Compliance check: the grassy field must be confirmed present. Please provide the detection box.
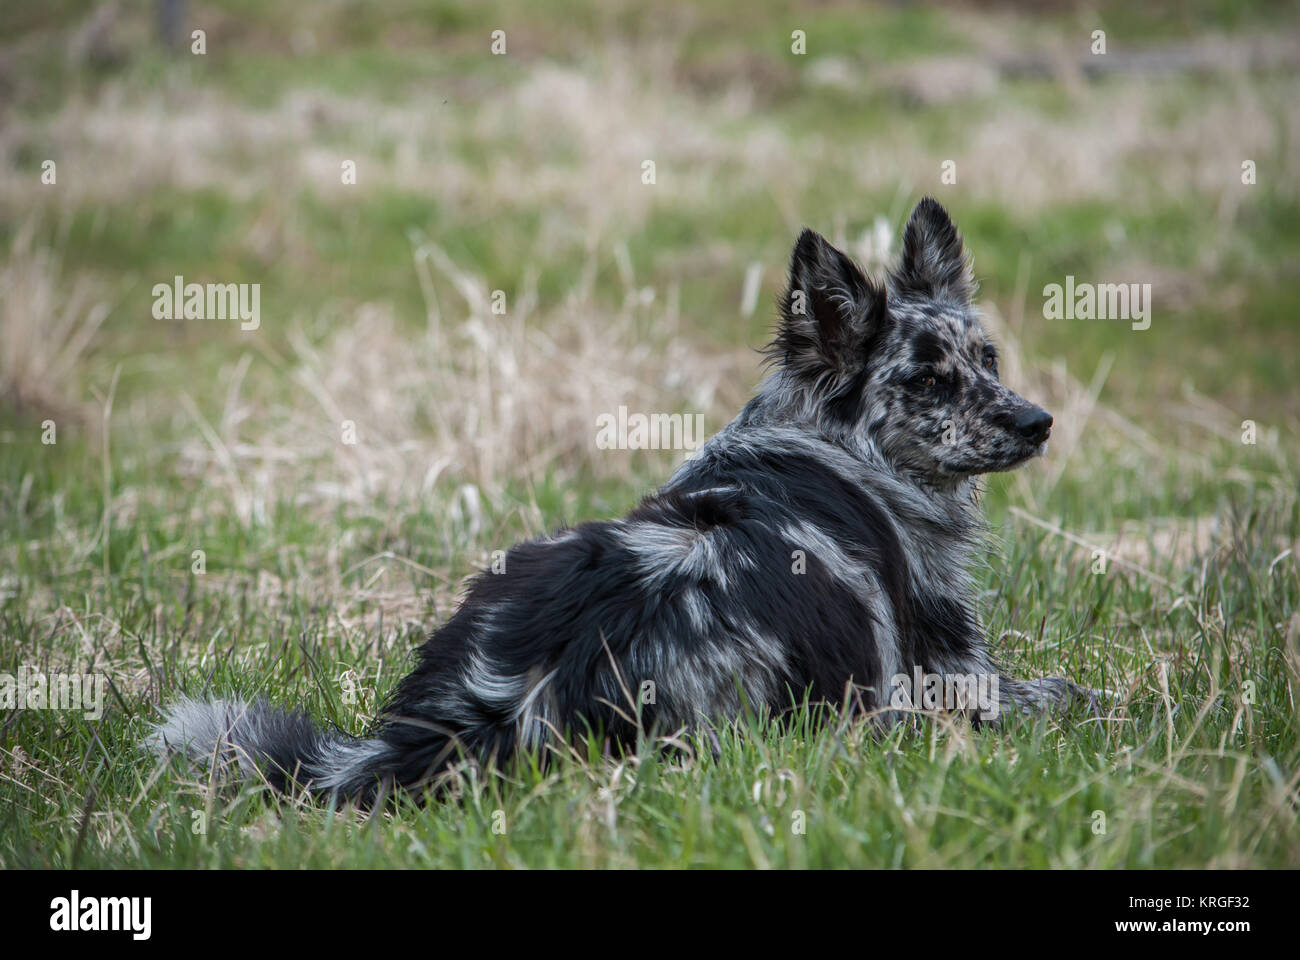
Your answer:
[1,0,1298,868]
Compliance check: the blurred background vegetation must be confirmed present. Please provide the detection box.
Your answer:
[1,1,1295,517]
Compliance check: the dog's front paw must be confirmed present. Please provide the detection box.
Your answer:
[1066,681,1122,717]
[1066,681,1102,717]
[998,676,1109,717]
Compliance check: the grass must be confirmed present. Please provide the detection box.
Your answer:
[1,0,1298,868]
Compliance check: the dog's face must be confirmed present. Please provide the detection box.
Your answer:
[768,198,1052,482]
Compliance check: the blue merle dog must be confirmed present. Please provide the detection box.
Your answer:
[149,198,1094,804]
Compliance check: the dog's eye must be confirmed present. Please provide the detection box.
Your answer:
[921,375,937,388]
[982,356,995,370]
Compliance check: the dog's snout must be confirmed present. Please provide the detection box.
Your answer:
[1013,407,1053,444]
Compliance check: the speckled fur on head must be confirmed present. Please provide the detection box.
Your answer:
[760,196,1055,490]
[146,198,1093,807]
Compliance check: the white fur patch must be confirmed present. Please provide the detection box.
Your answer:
[144,696,252,760]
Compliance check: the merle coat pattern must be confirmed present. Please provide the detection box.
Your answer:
[149,198,1093,804]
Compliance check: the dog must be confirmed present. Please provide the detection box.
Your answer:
[148,198,1094,804]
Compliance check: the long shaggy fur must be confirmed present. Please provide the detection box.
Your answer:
[148,198,1093,805]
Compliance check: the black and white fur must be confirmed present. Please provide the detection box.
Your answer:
[148,198,1093,805]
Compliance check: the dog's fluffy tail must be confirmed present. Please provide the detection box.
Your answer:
[145,696,391,802]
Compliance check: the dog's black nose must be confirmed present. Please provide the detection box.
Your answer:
[1014,407,1053,444]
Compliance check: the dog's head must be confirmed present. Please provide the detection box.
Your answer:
[766,197,1052,482]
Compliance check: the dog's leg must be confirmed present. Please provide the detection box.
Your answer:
[995,676,1104,719]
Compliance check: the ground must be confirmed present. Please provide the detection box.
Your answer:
[0,0,1297,868]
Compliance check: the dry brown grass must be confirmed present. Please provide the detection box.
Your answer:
[0,224,108,429]
[170,236,750,524]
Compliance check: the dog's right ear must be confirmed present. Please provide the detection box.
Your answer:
[768,229,886,380]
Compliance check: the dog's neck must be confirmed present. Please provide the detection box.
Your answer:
[698,382,984,597]
[736,373,983,514]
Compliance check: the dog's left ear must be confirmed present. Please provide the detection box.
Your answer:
[893,197,974,302]
[770,229,886,379]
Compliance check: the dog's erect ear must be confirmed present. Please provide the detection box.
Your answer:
[770,228,886,379]
[893,197,974,302]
